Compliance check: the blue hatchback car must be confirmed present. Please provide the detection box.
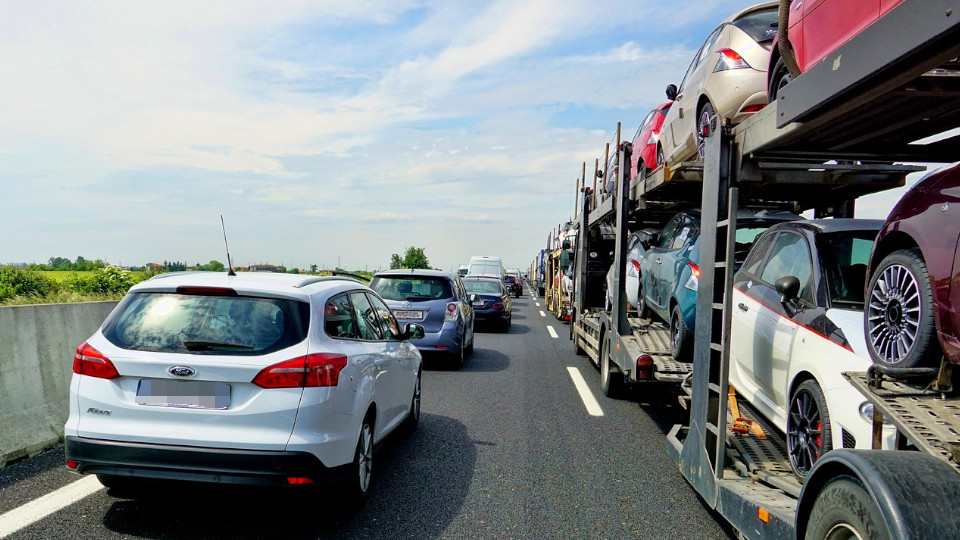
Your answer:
[369,269,475,368]
[639,208,799,360]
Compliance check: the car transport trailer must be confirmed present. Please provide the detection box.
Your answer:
[583,0,960,537]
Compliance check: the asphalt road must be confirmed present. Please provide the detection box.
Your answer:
[0,287,735,540]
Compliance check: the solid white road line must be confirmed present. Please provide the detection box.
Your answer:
[539,310,546,318]
[567,367,604,417]
[0,475,103,538]
[546,326,558,338]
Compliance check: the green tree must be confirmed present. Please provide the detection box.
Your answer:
[310,264,318,274]
[389,254,403,270]
[402,247,430,269]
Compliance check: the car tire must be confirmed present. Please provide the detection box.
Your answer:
[402,370,421,432]
[451,340,465,370]
[465,327,474,354]
[656,144,665,168]
[345,416,374,505]
[864,248,940,369]
[696,101,718,161]
[600,333,624,399]
[806,476,891,540]
[636,278,649,319]
[669,304,692,361]
[501,315,511,333]
[768,55,792,104]
[787,379,832,480]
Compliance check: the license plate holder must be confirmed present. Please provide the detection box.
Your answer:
[136,380,231,409]
[394,310,423,320]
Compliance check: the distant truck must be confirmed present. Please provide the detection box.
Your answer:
[467,256,504,279]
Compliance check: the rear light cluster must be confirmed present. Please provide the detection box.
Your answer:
[445,302,459,322]
[252,353,348,388]
[492,297,506,310]
[714,48,751,72]
[684,263,701,291]
[646,130,660,146]
[636,354,654,380]
[73,343,120,379]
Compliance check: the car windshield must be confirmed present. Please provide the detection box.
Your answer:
[731,7,778,43]
[370,275,453,301]
[818,231,878,307]
[733,225,774,266]
[464,280,502,294]
[102,292,310,355]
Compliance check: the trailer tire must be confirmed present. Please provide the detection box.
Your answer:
[805,475,891,540]
[600,334,624,399]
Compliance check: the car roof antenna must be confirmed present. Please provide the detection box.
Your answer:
[220,215,236,276]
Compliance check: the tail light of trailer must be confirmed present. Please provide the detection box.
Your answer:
[636,354,654,380]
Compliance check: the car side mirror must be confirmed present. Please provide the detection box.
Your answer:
[404,323,425,340]
[469,294,478,303]
[665,83,678,101]
[775,276,801,317]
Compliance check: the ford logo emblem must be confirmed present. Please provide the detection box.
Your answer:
[168,366,196,377]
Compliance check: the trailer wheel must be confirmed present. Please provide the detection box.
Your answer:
[864,248,939,369]
[600,334,624,399]
[805,475,891,540]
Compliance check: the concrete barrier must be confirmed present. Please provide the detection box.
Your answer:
[0,301,117,467]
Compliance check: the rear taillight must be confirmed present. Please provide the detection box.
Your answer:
[73,342,120,379]
[684,263,701,291]
[445,302,459,322]
[66,460,79,470]
[740,104,765,114]
[492,297,505,310]
[646,130,660,146]
[252,353,348,388]
[714,48,750,72]
[636,355,654,380]
[631,259,641,272]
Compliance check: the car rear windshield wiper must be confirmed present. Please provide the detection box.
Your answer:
[182,339,255,351]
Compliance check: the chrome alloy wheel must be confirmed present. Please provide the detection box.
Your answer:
[866,263,922,365]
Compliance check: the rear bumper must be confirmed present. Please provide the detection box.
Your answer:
[65,436,350,487]
[396,321,462,352]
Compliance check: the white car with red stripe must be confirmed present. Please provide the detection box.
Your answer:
[728,219,895,479]
[64,272,423,503]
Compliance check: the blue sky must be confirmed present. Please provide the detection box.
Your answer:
[0,1,938,272]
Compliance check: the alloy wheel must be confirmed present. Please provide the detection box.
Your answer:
[788,389,823,476]
[866,263,922,365]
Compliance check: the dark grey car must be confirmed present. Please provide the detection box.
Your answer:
[369,269,475,368]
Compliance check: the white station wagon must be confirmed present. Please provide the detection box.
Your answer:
[64,271,423,503]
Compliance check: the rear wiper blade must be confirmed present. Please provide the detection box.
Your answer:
[182,339,254,351]
[404,295,432,301]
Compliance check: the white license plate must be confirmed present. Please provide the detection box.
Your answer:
[136,380,230,409]
[394,310,423,320]
[472,300,485,306]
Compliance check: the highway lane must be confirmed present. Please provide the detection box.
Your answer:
[0,287,734,539]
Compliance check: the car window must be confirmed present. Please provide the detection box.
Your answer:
[658,216,682,249]
[741,232,776,276]
[368,294,403,341]
[678,46,702,92]
[349,292,383,341]
[759,232,814,302]
[370,275,453,301]
[324,294,357,339]
[464,279,503,294]
[102,292,309,355]
[636,110,657,137]
[817,232,878,306]
[659,104,672,116]
[698,26,724,66]
[733,225,774,267]
[731,6,779,43]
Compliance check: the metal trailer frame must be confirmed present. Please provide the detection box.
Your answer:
[659,1,960,538]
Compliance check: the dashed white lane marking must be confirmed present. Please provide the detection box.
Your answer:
[539,310,546,318]
[0,475,103,538]
[566,367,604,417]
[546,326,558,338]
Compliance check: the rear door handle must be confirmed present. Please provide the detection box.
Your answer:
[738,303,748,312]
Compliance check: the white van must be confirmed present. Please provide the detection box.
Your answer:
[467,256,504,279]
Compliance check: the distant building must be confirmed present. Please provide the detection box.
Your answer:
[249,264,281,273]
